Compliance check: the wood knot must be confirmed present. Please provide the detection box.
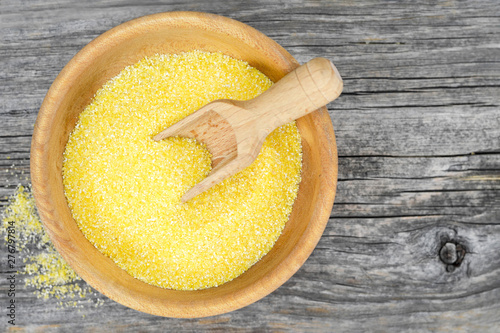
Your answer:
[439,242,466,272]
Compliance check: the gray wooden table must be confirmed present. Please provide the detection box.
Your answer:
[1,0,499,331]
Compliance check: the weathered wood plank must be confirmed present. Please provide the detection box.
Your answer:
[1,0,499,331]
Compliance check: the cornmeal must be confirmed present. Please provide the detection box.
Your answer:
[62,51,302,290]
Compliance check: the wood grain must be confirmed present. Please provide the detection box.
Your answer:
[1,0,499,331]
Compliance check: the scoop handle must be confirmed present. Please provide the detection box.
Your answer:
[242,57,343,133]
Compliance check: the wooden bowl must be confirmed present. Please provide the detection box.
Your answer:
[30,11,338,318]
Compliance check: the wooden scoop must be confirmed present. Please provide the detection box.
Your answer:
[153,57,343,202]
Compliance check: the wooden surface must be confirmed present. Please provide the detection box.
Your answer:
[1,0,499,331]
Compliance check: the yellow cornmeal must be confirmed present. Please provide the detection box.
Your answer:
[62,51,302,290]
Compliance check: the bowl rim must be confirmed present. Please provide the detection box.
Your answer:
[30,11,338,317]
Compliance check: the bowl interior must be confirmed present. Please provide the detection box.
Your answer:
[31,12,337,318]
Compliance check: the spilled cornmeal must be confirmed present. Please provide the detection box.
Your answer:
[1,185,104,309]
[62,51,302,290]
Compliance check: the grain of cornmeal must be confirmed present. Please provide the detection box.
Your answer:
[62,51,302,290]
